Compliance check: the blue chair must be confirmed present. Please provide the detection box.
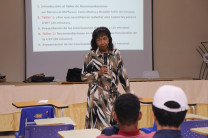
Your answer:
[140,121,157,134]
[15,106,54,138]
[25,124,74,138]
[181,120,208,138]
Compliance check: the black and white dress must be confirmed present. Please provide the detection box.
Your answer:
[81,48,130,130]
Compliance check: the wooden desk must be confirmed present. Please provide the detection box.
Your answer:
[1,80,208,132]
[139,98,196,106]
[35,117,76,126]
[129,77,193,82]
[139,98,153,104]
[190,127,208,135]
[58,129,101,138]
[185,113,208,120]
[12,99,68,108]
[139,98,196,113]
[12,99,68,117]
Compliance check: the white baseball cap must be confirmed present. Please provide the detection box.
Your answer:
[153,85,189,112]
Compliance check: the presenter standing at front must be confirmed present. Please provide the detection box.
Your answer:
[81,27,131,130]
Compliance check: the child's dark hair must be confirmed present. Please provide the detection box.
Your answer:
[152,101,187,128]
[114,93,140,126]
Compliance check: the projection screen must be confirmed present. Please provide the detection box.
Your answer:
[25,0,153,81]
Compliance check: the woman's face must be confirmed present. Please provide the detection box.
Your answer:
[96,34,109,53]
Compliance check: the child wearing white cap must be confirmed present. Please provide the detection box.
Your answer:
[152,85,189,138]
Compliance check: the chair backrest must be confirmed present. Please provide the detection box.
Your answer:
[101,124,119,136]
[140,121,157,134]
[25,124,74,138]
[18,106,54,137]
[181,120,208,138]
[142,70,160,79]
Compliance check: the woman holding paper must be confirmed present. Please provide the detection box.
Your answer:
[81,27,131,130]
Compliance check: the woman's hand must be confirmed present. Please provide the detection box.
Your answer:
[98,65,109,76]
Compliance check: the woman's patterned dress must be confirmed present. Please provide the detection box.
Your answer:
[81,48,130,130]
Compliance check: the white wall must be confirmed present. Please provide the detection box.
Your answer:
[154,0,208,78]
[0,0,25,81]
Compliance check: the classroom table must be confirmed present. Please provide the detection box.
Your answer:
[12,99,68,117]
[0,80,208,131]
[190,127,208,135]
[185,113,208,120]
[58,129,101,138]
[35,117,76,126]
[140,98,196,114]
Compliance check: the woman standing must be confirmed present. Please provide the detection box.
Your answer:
[81,27,131,130]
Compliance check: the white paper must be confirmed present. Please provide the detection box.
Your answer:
[38,100,48,103]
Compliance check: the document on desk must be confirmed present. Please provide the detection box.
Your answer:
[38,100,48,103]
[35,117,76,126]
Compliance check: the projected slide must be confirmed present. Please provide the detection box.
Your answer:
[32,0,143,52]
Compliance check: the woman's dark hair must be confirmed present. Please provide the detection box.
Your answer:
[91,27,114,51]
